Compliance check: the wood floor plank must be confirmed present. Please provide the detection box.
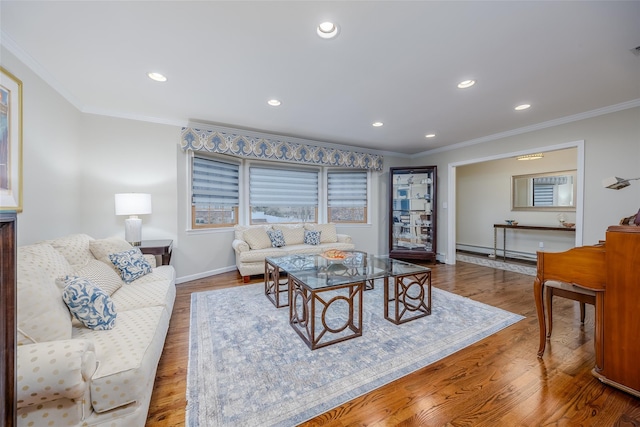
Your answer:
[146,262,640,426]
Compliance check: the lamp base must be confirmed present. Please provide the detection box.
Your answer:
[124,216,142,246]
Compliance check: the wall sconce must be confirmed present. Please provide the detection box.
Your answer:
[602,176,640,190]
[602,176,640,225]
[115,193,152,246]
[516,153,544,161]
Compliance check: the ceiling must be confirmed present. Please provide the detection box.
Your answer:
[1,1,639,155]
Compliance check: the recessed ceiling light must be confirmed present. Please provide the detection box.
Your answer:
[425,134,436,138]
[317,21,339,39]
[515,104,531,111]
[147,72,167,82]
[372,122,383,127]
[457,79,475,89]
[267,99,281,107]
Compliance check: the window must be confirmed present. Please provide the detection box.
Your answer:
[327,170,368,223]
[249,166,318,223]
[191,156,239,228]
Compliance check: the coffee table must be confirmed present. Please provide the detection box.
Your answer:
[265,252,432,350]
[264,254,318,307]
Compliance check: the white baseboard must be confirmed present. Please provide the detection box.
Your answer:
[176,265,238,285]
[456,243,536,262]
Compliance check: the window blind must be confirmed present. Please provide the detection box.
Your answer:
[192,157,239,208]
[250,167,318,207]
[328,170,367,207]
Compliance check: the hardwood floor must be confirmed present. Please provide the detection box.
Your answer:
[147,262,640,426]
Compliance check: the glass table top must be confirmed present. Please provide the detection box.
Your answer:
[266,251,431,290]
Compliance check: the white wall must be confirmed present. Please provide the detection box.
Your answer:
[1,47,82,244]
[457,148,578,257]
[76,114,179,243]
[411,107,640,263]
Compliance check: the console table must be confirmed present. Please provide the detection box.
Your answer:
[492,224,575,262]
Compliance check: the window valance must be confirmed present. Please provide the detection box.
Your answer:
[181,127,383,171]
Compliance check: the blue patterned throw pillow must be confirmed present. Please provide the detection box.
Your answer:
[109,248,153,283]
[266,229,286,248]
[62,276,117,330]
[304,230,321,245]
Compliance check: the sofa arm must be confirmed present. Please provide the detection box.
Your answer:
[337,234,352,244]
[232,239,250,253]
[17,339,97,409]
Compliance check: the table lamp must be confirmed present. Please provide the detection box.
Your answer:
[115,193,152,246]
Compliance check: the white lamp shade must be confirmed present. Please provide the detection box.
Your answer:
[115,193,152,215]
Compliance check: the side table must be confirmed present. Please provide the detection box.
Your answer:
[139,239,173,266]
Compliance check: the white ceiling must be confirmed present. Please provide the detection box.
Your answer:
[2,1,639,155]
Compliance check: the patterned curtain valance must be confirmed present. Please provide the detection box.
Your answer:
[180,127,383,171]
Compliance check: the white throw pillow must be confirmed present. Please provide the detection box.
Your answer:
[69,259,124,296]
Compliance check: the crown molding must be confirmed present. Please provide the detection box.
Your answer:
[1,30,85,111]
[416,98,640,157]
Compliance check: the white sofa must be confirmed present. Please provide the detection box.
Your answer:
[16,234,176,427]
[232,223,356,282]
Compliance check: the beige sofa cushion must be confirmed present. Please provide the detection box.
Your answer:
[17,244,73,345]
[273,224,305,245]
[243,226,273,249]
[73,306,170,413]
[304,223,338,243]
[110,268,176,312]
[89,238,133,271]
[46,233,95,269]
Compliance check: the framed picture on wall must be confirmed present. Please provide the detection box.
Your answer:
[0,67,23,212]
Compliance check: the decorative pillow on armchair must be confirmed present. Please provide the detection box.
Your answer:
[61,276,117,330]
[109,248,153,283]
[266,230,286,248]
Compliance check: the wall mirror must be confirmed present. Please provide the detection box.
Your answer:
[512,170,577,211]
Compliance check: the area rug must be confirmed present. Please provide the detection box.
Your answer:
[186,282,524,426]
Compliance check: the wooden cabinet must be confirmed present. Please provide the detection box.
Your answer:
[389,166,437,262]
[592,225,640,397]
[1,212,17,426]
